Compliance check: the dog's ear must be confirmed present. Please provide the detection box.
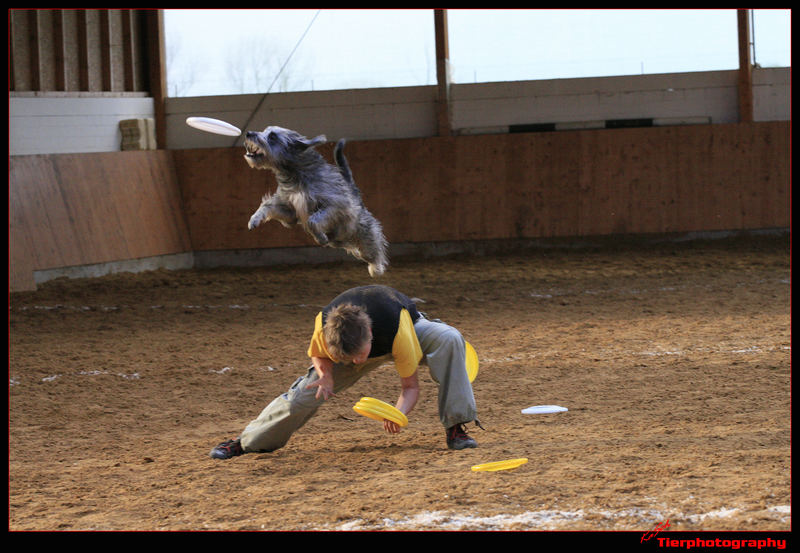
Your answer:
[294,134,327,151]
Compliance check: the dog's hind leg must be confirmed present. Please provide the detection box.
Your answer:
[364,247,389,277]
[305,208,339,245]
[356,213,389,277]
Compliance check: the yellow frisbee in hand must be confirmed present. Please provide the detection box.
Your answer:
[465,341,479,383]
[471,458,529,472]
[353,397,408,427]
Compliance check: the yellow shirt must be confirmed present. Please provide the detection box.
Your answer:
[307,307,423,378]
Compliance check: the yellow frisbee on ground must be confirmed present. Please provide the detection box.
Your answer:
[353,397,409,427]
[470,458,529,472]
[465,341,479,383]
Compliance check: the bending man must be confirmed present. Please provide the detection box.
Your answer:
[210,285,480,459]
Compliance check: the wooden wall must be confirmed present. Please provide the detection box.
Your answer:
[10,150,192,291]
[176,121,789,252]
[10,121,789,292]
[9,9,151,94]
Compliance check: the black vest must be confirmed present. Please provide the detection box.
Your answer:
[322,286,420,358]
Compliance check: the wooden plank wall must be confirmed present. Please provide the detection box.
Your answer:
[10,121,789,292]
[10,150,192,291]
[175,121,789,252]
[10,9,150,93]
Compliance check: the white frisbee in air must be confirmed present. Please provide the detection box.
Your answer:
[186,116,242,137]
[521,405,568,415]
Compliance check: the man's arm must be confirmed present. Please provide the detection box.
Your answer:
[384,371,420,434]
[307,355,335,400]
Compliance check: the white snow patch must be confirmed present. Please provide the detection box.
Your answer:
[209,366,233,374]
[686,507,739,523]
[319,504,791,531]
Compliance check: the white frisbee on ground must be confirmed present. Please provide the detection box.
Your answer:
[521,405,568,415]
[185,116,241,137]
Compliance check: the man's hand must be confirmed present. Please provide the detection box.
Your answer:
[308,356,335,400]
[383,419,402,434]
[307,372,334,400]
[384,372,420,434]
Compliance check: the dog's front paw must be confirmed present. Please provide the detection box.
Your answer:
[248,213,264,230]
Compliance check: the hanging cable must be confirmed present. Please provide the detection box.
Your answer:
[234,9,322,146]
[749,9,757,67]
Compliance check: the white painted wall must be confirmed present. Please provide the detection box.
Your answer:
[9,68,789,155]
[10,94,155,155]
[165,85,438,149]
[165,67,793,148]
[752,66,791,123]
[452,71,741,130]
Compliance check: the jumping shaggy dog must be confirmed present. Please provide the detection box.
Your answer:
[244,126,388,277]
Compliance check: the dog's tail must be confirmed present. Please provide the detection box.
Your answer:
[334,139,361,197]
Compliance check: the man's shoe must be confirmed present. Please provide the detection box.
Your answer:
[210,438,244,459]
[446,423,478,450]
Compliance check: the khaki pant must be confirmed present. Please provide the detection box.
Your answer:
[240,316,477,452]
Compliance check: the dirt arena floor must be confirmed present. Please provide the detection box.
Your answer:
[9,234,791,532]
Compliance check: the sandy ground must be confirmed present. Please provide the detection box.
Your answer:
[9,235,791,531]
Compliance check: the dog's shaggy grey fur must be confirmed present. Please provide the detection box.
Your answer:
[244,126,388,277]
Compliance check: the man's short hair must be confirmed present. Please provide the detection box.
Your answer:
[323,303,372,361]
